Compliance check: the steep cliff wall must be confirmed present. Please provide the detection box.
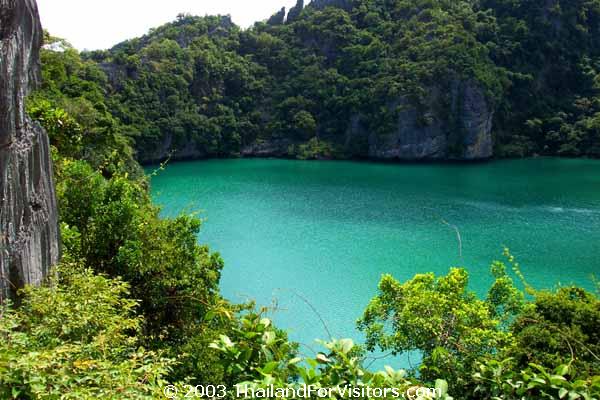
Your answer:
[159,79,494,162]
[353,80,493,160]
[0,0,60,301]
[239,80,493,161]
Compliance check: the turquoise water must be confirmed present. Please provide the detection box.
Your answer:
[148,158,600,367]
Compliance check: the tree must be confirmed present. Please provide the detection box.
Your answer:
[358,268,514,387]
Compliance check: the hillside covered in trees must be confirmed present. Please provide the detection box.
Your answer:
[2,0,600,398]
[42,0,600,162]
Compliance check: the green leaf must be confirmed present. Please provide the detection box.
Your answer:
[219,335,234,348]
[261,361,279,374]
[262,331,276,345]
[435,379,449,395]
[260,318,271,328]
[316,353,331,364]
[384,365,395,376]
[568,392,581,400]
[555,365,569,376]
[288,357,302,365]
[339,338,354,354]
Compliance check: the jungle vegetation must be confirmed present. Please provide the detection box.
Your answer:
[1,1,600,399]
[78,0,600,161]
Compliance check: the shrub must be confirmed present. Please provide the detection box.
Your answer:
[0,264,172,399]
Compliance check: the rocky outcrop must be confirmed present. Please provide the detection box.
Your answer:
[0,0,60,301]
[138,133,208,164]
[459,81,494,159]
[346,80,493,160]
[287,0,305,23]
[267,7,286,26]
[241,139,294,158]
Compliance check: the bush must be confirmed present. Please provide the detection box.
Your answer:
[509,287,600,377]
[358,268,513,387]
[0,264,172,399]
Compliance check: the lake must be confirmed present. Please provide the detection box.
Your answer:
[148,158,600,368]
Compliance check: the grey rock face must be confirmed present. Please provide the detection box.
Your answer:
[287,0,304,23]
[459,81,494,160]
[241,139,293,158]
[346,80,493,160]
[0,0,60,301]
[138,133,207,164]
[267,7,286,26]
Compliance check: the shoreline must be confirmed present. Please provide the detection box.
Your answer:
[140,153,597,168]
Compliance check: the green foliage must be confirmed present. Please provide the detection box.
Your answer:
[53,158,230,381]
[357,252,600,398]
[36,1,600,160]
[486,259,525,327]
[28,74,232,385]
[9,4,600,398]
[30,35,140,177]
[288,137,341,159]
[357,268,512,387]
[209,334,453,400]
[65,0,509,162]
[27,99,83,158]
[84,16,265,161]
[509,287,600,377]
[473,358,600,399]
[0,264,171,399]
[485,0,600,157]
[208,312,297,385]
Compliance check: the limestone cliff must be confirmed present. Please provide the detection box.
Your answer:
[267,7,286,26]
[166,78,494,162]
[287,0,304,23]
[239,80,494,161]
[348,80,494,160]
[0,0,60,301]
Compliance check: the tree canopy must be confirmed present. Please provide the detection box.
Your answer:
[40,0,597,161]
